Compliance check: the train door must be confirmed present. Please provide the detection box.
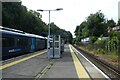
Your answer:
[30,38,35,52]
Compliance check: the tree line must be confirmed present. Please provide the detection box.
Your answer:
[74,10,120,43]
[74,10,120,56]
[2,2,73,44]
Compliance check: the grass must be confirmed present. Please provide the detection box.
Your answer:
[78,45,119,64]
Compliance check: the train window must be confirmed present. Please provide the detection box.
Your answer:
[28,39,32,46]
[2,37,15,47]
[36,39,41,47]
[17,37,29,47]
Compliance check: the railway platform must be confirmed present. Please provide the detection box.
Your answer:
[1,44,110,79]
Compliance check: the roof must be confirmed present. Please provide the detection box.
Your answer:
[1,26,46,39]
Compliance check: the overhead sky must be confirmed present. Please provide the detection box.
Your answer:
[21,0,120,37]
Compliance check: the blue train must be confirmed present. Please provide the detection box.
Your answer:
[0,26,47,60]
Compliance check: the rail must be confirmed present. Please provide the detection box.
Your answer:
[73,45,120,79]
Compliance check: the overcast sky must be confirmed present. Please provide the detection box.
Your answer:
[21,0,120,37]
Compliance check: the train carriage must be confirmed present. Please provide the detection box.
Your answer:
[0,26,47,60]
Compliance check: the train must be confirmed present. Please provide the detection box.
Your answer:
[0,26,47,60]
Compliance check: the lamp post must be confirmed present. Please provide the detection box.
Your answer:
[37,8,63,59]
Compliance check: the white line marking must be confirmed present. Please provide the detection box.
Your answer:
[71,45,110,79]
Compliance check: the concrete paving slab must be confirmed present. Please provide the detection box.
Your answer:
[71,46,108,78]
[2,51,50,78]
[1,44,109,79]
[42,45,78,78]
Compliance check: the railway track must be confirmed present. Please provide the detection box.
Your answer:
[73,45,120,79]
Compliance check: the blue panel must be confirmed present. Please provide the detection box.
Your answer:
[31,38,35,51]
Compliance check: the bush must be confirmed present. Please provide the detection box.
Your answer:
[96,49,105,54]
[89,36,98,44]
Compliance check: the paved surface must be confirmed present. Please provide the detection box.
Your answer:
[42,45,78,78]
[71,46,109,79]
[1,44,109,79]
[2,50,49,78]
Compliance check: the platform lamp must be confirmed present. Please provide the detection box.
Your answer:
[37,8,63,59]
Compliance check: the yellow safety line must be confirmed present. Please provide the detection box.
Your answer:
[69,45,90,78]
[0,50,47,70]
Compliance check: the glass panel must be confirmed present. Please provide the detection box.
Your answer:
[2,37,14,47]
[36,39,41,47]
[17,37,29,47]
[50,42,53,48]
[55,36,59,41]
[55,42,59,48]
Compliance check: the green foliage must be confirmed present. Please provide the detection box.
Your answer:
[87,10,106,37]
[75,35,81,44]
[107,19,116,28]
[107,31,119,52]
[67,31,73,44]
[74,10,109,44]
[117,19,120,26]
[74,10,119,58]
[74,25,80,36]
[96,49,105,54]
[82,26,88,38]
[89,36,98,43]
[50,22,60,34]
[74,21,88,42]
[2,2,24,28]
[95,39,105,45]
[74,10,119,44]
[72,38,76,44]
[2,2,73,42]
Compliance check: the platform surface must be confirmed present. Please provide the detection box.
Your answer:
[1,44,109,79]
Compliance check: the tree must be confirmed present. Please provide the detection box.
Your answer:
[107,19,116,28]
[74,21,88,43]
[2,2,47,36]
[117,19,120,26]
[2,2,72,42]
[2,2,23,28]
[67,31,73,44]
[74,10,108,44]
[87,10,106,37]
[50,22,60,35]
[74,25,80,36]
[81,21,88,38]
